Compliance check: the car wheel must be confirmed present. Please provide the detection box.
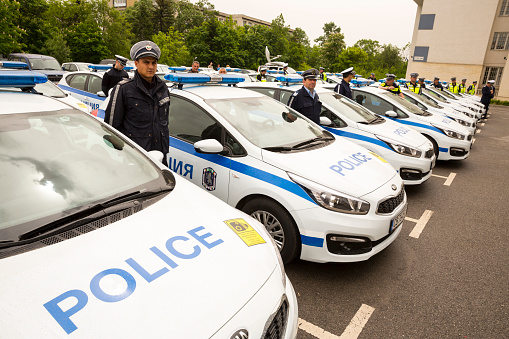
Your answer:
[242,198,300,264]
[423,134,439,159]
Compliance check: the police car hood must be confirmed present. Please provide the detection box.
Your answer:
[0,176,279,338]
[355,117,430,149]
[262,137,398,197]
[415,111,470,135]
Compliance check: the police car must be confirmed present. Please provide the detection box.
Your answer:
[428,87,484,118]
[61,62,92,72]
[239,77,436,185]
[401,88,477,134]
[351,86,473,160]
[0,71,298,338]
[419,87,479,120]
[157,73,407,264]
[443,88,486,111]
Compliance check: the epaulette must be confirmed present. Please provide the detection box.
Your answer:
[292,91,299,96]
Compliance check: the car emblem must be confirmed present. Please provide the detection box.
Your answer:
[202,167,217,191]
[391,184,397,191]
[230,329,249,339]
[146,44,152,50]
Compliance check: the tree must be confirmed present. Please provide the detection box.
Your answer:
[336,47,368,74]
[321,32,346,71]
[0,0,25,55]
[17,0,50,53]
[267,14,290,60]
[315,22,343,47]
[152,28,191,66]
[236,24,271,69]
[124,0,156,41]
[153,0,177,34]
[354,39,381,57]
[175,0,206,34]
[305,45,321,70]
[40,32,71,64]
[287,28,308,70]
[67,19,109,63]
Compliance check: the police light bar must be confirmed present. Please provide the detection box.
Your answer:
[275,75,302,84]
[124,66,134,71]
[0,61,29,69]
[398,79,408,84]
[351,79,368,87]
[296,71,303,75]
[424,80,432,84]
[267,70,284,74]
[379,79,386,83]
[164,73,245,84]
[334,73,343,77]
[367,79,375,85]
[169,66,187,72]
[0,71,48,87]
[89,64,112,71]
[217,67,241,72]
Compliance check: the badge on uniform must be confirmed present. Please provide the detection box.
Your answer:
[202,167,217,191]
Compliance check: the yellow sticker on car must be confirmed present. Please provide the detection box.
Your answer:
[77,103,87,108]
[224,218,266,247]
[369,151,388,163]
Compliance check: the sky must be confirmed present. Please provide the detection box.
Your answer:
[191,0,418,48]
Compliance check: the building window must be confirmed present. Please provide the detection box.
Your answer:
[490,32,509,50]
[113,0,126,7]
[500,0,509,16]
[413,46,429,62]
[482,67,504,85]
[418,14,435,30]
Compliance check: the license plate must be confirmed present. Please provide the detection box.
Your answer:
[390,204,407,233]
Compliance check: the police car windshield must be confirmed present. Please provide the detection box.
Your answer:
[0,110,168,235]
[319,93,377,123]
[77,64,90,72]
[404,90,441,108]
[439,90,457,100]
[206,96,327,149]
[424,89,447,103]
[380,91,425,115]
[28,58,61,71]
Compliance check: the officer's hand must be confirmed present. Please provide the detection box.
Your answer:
[389,86,395,90]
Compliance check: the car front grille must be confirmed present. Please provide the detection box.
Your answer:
[47,74,63,82]
[264,299,289,339]
[425,149,434,159]
[377,188,405,214]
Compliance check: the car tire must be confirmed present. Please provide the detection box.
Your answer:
[423,134,439,159]
[242,198,300,264]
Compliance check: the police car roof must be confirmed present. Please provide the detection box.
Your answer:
[353,86,389,95]
[9,53,56,59]
[0,92,71,114]
[179,85,266,100]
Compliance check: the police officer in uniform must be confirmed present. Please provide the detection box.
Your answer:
[418,77,426,89]
[334,67,355,99]
[283,63,288,75]
[467,80,477,95]
[104,40,170,165]
[287,69,322,124]
[448,77,460,94]
[319,67,327,81]
[257,67,267,82]
[405,72,421,94]
[432,77,443,91]
[459,79,467,94]
[368,73,377,82]
[101,55,129,96]
[379,74,404,98]
[189,61,200,73]
[481,80,495,119]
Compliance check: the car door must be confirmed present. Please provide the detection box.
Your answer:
[61,73,89,105]
[86,74,106,110]
[352,90,408,119]
[168,96,234,201]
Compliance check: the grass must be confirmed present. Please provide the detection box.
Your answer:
[491,100,509,106]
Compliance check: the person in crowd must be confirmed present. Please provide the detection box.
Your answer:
[459,78,467,94]
[189,61,200,73]
[287,69,322,124]
[481,80,495,119]
[405,72,422,94]
[334,67,355,99]
[432,77,444,91]
[208,62,213,69]
[101,55,129,96]
[418,77,426,89]
[319,67,327,81]
[367,72,377,82]
[257,67,267,82]
[218,68,227,74]
[448,77,460,94]
[467,80,477,95]
[379,74,404,98]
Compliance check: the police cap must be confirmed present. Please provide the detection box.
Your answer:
[340,67,356,77]
[451,77,456,81]
[386,74,396,80]
[259,66,267,71]
[115,55,128,66]
[434,77,440,80]
[319,67,325,70]
[410,72,419,78]
[371,72,375,75]
[283,63,288,68]
[130,40,161,61]
[462,78,467,81]
[488,80,495,84]
[473,80,478,83]
[418,77,425,81]
[302,68,320,80]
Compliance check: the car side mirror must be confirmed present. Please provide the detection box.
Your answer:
[97,91,106,97]
[194,139,224,154]
[385,110,398,118]
[147,150,164,163]
[319,116,333,126]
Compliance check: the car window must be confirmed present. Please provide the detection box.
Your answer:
[69,64,77,72]
[319,92,377,123]
[77,64,90,72]
[67,74,87,91]
[28,58,61,71]
[279,90,293,105]
[247,87,276,99]
[88,75,102,94]
[320,106,347,128]
[352,91,393,115]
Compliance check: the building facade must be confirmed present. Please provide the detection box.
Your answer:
[407,0,509,100]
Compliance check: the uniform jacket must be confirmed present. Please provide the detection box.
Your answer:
[101,68,129,96]
[334,80,352,99]
[405,81,422,94]
[481,85,494,105]
[380,82,402,95]
[287,86,322,124]
[432,83,443,91]
[104,71,170,155]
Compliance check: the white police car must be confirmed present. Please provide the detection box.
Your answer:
[420,87,480,120]
[352,87,473,160]
[0,71,298,338]
[401,88,477,134]
[239,77,436,185]
[61,62,92,72]
[161,73,407,264]
[443,88,486,111]
[428,87,484,118]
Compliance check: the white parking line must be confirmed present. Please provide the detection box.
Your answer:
[431,172,457,186]
[406,210,434,238]
[480,122,485,126]
[476,129,481,134]
[298,304,375,339]
[473,138,476,144]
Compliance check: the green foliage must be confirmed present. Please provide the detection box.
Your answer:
[336,47,369,73]
[124,0,156,42]
[321,32,346,71]
[491,99,509,106]
[0,0,25,55]
[40,32,71,63]
[152,28,191,66]
[18,0,50,53]
[315,22,343,47]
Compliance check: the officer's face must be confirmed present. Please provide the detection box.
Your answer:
[115,60,124,70]
[192,63,200,72]
[411,76,417,82]
[386,79,394,85]
[303,78,317,91]
[136,57,157,81]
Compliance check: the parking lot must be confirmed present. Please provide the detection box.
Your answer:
[288,105,509,338]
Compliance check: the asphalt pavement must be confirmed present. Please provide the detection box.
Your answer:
[287,105,509,339]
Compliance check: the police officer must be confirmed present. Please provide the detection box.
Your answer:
[459,78,467,93]
[379,74,404,98]
[104,40,170,164]
[334,67,355,99]
[432,77,443,91]
[319,67,327,81]
[283,63,288,75]
[101,55,129,96]
[467,80,477,95]
[418,77,426,89]
[405,72,421,94]
[189,61,200,73]
[257,67,267,82]
[287,69,322,124]
[481,80,495,119]
[448,77,460,94]
[368,72,377,82]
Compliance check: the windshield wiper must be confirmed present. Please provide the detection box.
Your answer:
[292,136,332,149]
[262,146,294,152]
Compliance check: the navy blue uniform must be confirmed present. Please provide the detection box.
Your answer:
[334,80,352,99]
[101,67,129,96]
[287,86,322,124]
[481,85,494,117]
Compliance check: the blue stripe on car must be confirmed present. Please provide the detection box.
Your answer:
[323,127,393,151]
[387,118,444,134]
[58,84,106,101]
[301,235,324,247]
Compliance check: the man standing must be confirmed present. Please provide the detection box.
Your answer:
[104,40,170,164]
[405,72,421,94]
[257,67,267,82]
[287,69,322,124]
[368,73,377,82]
[101,55,129,96]
[379,74,404,98]
[189,61,200,73]
[319,67,327,81]
[459,79,467,93]
[334,67,355,99]
[467,80,477,95]
[481,80,495,119]
[418,77,426,89]
[448,77,460,94]
[283,63,288,75]
[432,77,443,91]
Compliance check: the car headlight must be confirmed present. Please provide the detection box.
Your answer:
[452,118,470,127]
[288,172,370,214]
[433,125,466,140]
[377,136,422,158]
